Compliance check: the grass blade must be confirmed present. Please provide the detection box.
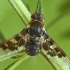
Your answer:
[8,0,31,26]
[5,53,29,70]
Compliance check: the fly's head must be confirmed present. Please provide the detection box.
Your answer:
[31,12,44,22]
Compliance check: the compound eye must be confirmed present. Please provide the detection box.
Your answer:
[31,13,37,20]
[39,14,44,21]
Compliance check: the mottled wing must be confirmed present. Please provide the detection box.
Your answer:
[0,29,26,61]
[42,32,70,69]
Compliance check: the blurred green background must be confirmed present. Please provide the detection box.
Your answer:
[0,0,70,70]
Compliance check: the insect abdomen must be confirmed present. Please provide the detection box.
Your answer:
[25,42,40,56]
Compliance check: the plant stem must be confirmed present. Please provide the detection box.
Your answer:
[8,0,31,26]
[5,53,29,70]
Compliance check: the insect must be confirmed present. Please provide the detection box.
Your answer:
[0,0,70,70]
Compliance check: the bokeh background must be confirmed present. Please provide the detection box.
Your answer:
[0,0,70,70]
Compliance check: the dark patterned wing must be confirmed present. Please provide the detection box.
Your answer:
[42,32,70,69]
[0,29,26,61]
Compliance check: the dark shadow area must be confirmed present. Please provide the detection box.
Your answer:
[59,0,70,12]
[22,0,30,12]
[60,29,70,38]
[0,31,6,43]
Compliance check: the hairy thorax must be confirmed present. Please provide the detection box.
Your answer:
[24,21,44,56]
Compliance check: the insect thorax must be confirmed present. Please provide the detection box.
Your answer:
[25,21,44,56]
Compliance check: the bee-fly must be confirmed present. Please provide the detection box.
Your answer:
[0,0,46,57]
[0,1,70,69]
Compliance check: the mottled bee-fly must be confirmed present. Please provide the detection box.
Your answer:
[0,0,70,70]
[0,0,67,57]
